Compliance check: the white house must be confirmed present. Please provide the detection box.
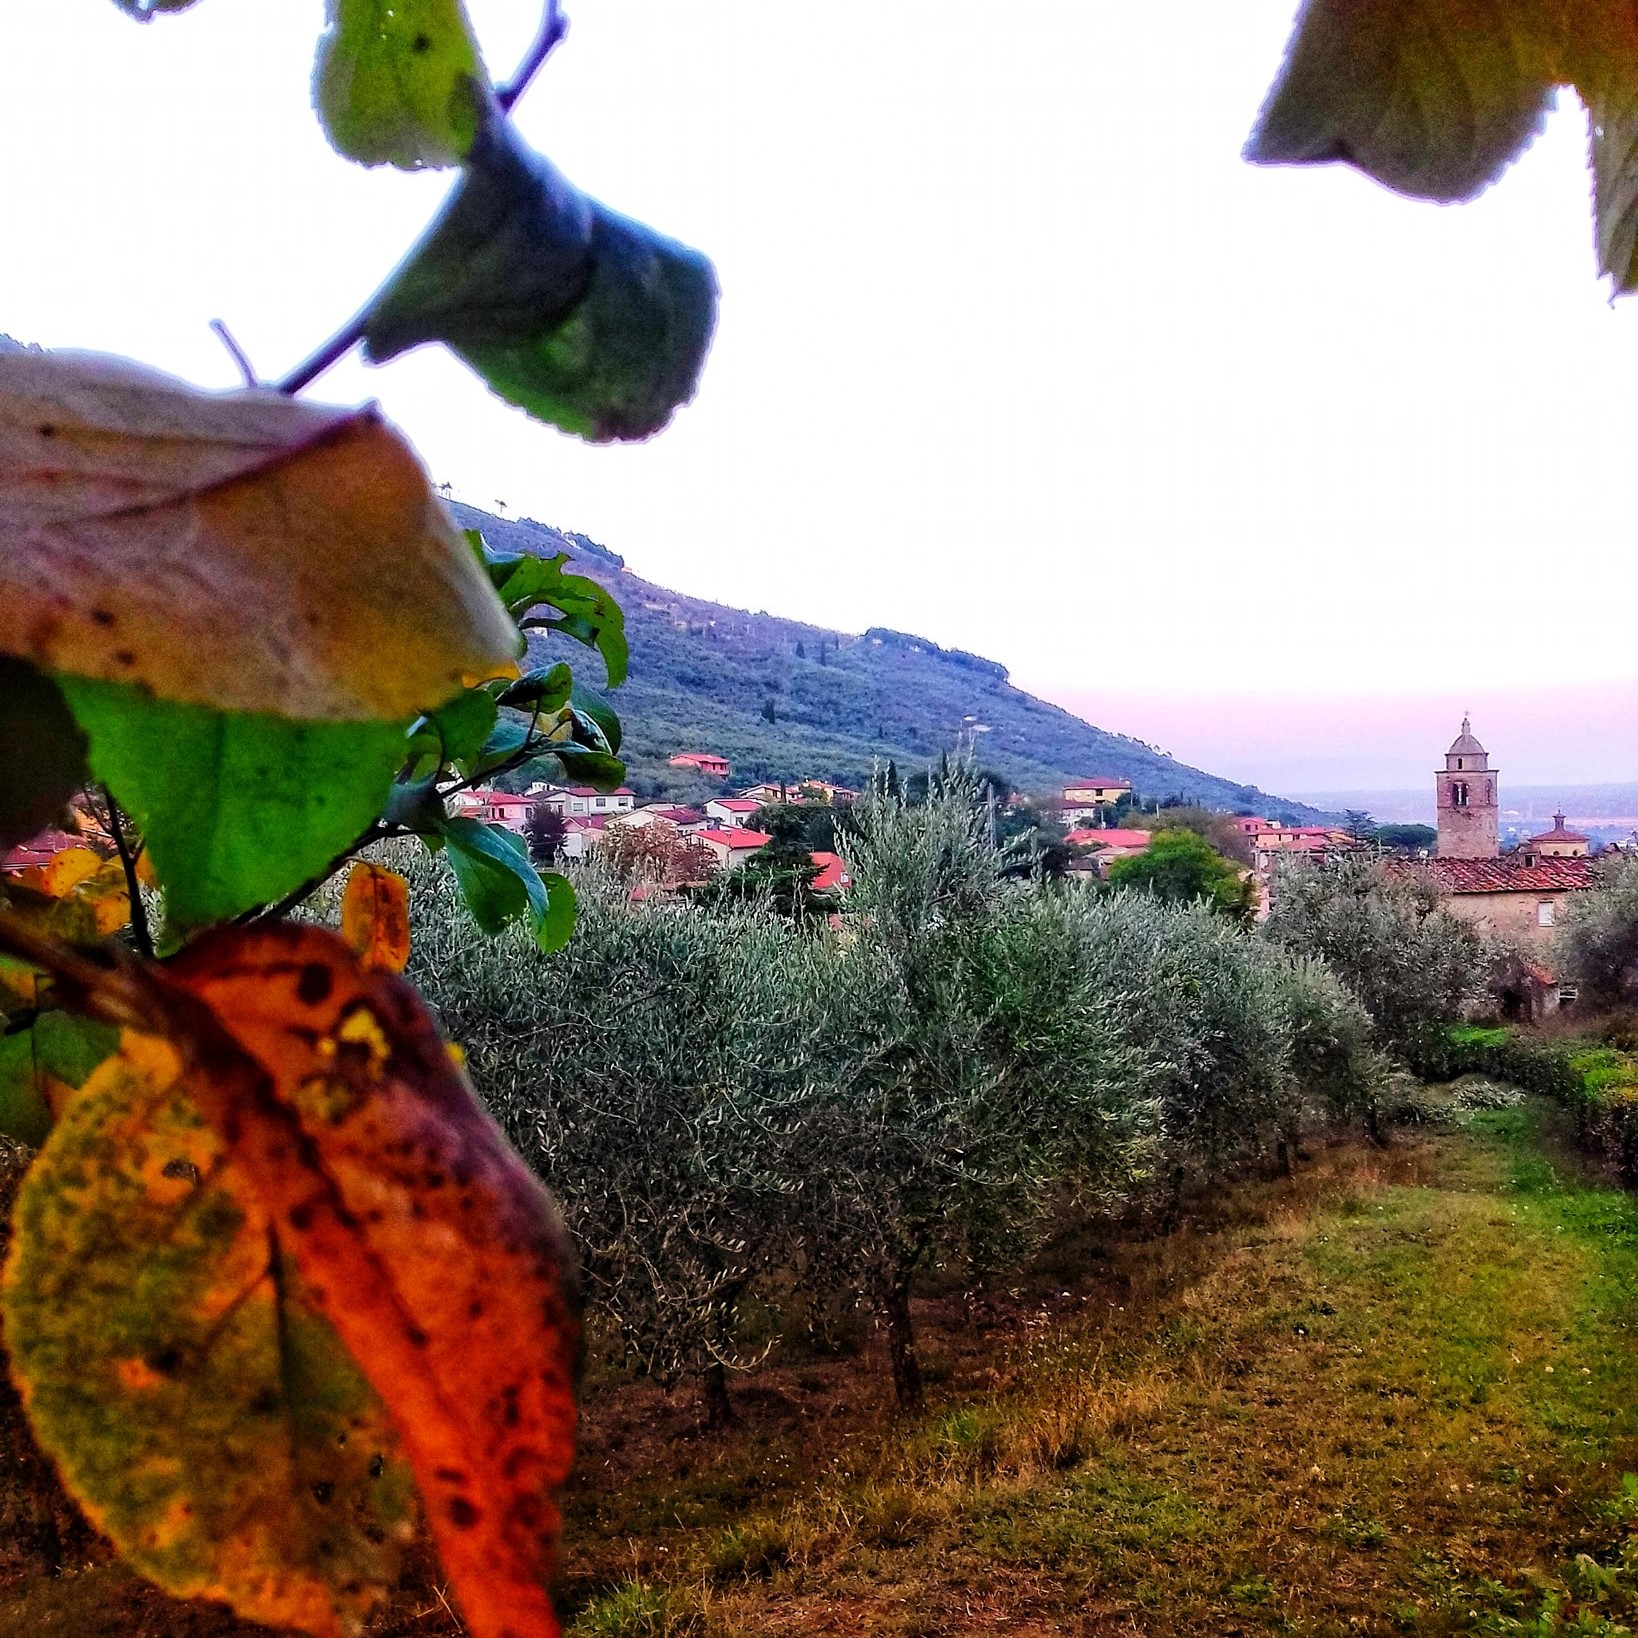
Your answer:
[608,803,709,836]
[559,815,608,859]
[705,797,763,826]
[697,827,770,869]
[528,783,636,818]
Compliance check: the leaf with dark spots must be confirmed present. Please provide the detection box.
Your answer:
[141,923,581,1638]
[2,1031,417,1634]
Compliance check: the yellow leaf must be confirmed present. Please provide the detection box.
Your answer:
[0,352,520,721]
[19,846,101,898]
[340,860,411,973]
[4,1029,418,1635]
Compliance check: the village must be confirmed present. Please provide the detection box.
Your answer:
[418,720,1610,966]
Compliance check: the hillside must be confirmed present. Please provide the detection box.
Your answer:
[455,504,1322,818]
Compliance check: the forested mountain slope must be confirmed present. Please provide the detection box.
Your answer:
[455,504,1319,817]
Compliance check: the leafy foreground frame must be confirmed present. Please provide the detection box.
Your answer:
[0,2,715,1633]
[3,1,1636,1634]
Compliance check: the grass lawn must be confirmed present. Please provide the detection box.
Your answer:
[9,1101,1638,1636]
[565,1102,1638,1636]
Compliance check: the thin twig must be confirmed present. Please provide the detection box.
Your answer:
[0,909,157,1035]
[208,319,259,386]
[497,0,568,110]
[240,821,397,925]
[275,0,570,397]
[105,787,155,959]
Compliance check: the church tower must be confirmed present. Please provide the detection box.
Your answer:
[1436,716,1499,859]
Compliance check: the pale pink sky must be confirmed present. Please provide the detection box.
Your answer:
[1054,682,1638,794]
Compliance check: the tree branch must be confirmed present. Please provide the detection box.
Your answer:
[275,1,570,397]
[104,788,154,959]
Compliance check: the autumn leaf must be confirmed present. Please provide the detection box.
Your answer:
[3,852,131,942]
[3,1031,418,1631]
[340,860,412,972]
[315,0,489,170]
[0,350,519,722]
[17,846,103,899]
[138,924,580,1638]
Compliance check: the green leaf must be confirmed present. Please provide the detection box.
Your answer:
[0,1034,52,1147]
[0,656,88,848]
[0,1013,119,1146]
[1246,0,1552,202]
[551,746,626,793]
[497,554,628,687]
[438,816,576,951]
[314,0,487,169]
[60,678,406,928]
[1580,20,1638,293]
[363,96,718,443]
[498,662,573,712]
[3,1038,417,1629]
[472,715,533,776]
[426,686,499,767]
[568,683,622,756]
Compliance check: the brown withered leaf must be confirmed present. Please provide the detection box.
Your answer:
[0,351,519,720]
[148,924,581,1638]
[340,860,412,973]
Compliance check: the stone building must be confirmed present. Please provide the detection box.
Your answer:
[1420,718,1594,948]
[1436,717,1499,859]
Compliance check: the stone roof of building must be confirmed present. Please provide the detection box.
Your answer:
[1422,855,1596,894]
[1447,715,1486,757]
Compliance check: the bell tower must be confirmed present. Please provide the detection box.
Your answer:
[1436,715,1499,859]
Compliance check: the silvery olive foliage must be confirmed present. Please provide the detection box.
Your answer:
[1558,855,1638,1010]
[406,773,1390,1418]
[1261,855,1493,1044]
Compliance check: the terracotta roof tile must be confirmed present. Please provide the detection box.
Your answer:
[1420,856,1597,893]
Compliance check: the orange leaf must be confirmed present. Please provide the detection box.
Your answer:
[0,351,519,721]
[19,846,102,899]
[340,861,412,973]
[153,924,579,1638]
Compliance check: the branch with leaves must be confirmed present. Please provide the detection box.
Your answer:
[0,2,718,1634]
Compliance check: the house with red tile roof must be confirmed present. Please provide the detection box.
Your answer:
[1064,827,1152,877]
[609,804,709,836]
[669,753,731,779]
[451,788,535,834]
[1398,721,1597,949]
[526,783,636,818]
[809,852,852,894]
[697,828,770,868]
[705,797,762,826]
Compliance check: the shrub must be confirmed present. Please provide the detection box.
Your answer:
[1559,856,1638,1009]
[1263,856,1494,1047]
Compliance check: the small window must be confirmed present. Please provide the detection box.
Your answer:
[1457,757,1464,769]
[1452,781,1469,808]
[1537,901,1556,928]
